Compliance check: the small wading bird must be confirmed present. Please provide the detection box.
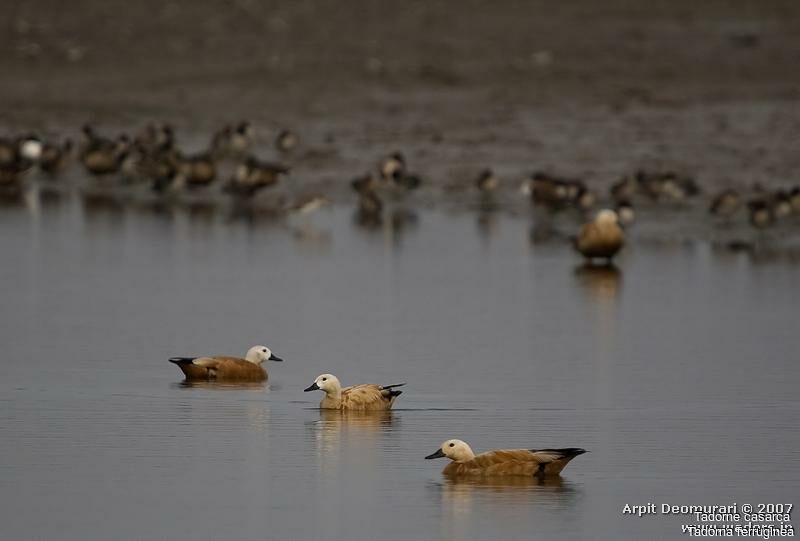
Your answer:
[475,168,500,194]
[573,209,625,263]
[224,156,289,197]
[211,121,254,158]
[709,189,741,219]
[304,373,404,411]
[425,439,587,478]
[169,345,283,381]
[275,129,298,153]
[615,200,635,226]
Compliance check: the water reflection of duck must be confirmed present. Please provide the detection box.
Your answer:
[317,409,396,432]
[573,263,621,300]
[176,380,267,391]
[441,473,567,491]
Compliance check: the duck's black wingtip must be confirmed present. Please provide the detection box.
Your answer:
[169,357,195,365]
[532,447,588,458]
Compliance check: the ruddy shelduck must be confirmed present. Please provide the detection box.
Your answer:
[169,345,283,381]
[574,209,624,262]
[304,373,404,411]
[425,439,586,478]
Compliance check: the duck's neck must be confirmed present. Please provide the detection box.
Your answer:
[244,352,262,365]
[454,445,476,462]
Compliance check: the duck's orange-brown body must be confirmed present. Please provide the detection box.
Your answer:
[442,449,584,477]
[575,222,624,260]
[170,356,267,381]
[319,384,402,411]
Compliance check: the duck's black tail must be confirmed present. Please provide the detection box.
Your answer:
[531,448,587,459]
[382,383,406,398]
[169,357,196,365]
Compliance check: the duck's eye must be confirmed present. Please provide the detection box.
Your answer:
[322,378,327,382]
[449,443,455,448]
[262,349,267,353]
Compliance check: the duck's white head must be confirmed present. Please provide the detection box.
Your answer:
[304,373,341,394]
[245,345,283,365]
[425,439,476,462]
[19,137,43,161]
[595,209,619,225]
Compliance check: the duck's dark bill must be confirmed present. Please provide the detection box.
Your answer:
[425,449,446,460]
[269,353,284,362]
[304,382,320,392]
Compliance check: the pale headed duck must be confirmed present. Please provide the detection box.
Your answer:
[425,439,586,478]
[169,345,283,381]
[304,373,404,411]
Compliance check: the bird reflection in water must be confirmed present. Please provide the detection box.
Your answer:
[173,380,268,391]
[430,475,576,540]
[573,263,622,301]
[476,197,500,240]
[310,409,397,457]
[353,206,419,247]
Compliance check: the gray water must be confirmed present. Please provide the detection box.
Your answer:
[1,192,798,540]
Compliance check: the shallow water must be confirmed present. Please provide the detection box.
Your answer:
[1,191,798,540]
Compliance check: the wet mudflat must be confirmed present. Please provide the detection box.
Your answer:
[1,195,797,540]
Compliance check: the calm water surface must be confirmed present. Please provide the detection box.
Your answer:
[1,193,798,540]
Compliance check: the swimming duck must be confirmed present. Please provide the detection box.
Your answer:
[574,209,625,262]
[709,189,741,218]
[169,345,283,381]
[224,156,289,196]
[303,374,404,411]
[425,439,587,478]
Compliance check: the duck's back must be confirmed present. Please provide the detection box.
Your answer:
[576,223,624,258]
[339,384,399,411]
[172,356,266,381]
[444,448,585,477]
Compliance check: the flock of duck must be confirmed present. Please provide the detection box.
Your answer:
[169,345,588,479]
[3,121,800,263]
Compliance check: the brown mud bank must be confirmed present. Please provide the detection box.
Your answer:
[1,0,799,195]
